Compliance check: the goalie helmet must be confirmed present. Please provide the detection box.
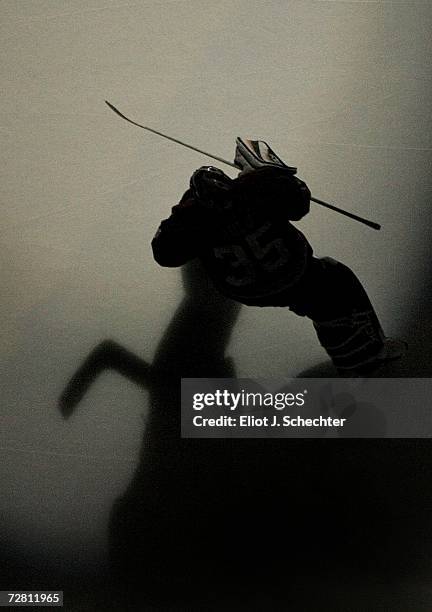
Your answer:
[190,166,233,204]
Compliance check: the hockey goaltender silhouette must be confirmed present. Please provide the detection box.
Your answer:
[152,137,405,376]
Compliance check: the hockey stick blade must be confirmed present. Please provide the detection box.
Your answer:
[105,100,237,168]
[105,100,381,230]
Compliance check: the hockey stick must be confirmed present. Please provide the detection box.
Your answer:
[105,101,381,231]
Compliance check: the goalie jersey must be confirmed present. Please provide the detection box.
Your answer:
[152,166,313,305]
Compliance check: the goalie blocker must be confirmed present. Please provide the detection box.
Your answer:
[234,136,297,174]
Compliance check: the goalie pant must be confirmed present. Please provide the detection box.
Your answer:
[152,188,385,374]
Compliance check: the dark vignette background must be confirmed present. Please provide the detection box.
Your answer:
[1,2,431,610]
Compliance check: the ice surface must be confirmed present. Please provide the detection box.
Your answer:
[1,1,431,608]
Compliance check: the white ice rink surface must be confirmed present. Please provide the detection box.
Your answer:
[1,1,432,608]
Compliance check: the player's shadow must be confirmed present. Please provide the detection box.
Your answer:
[58,261,339,604]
